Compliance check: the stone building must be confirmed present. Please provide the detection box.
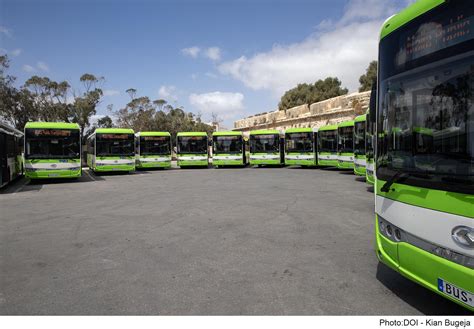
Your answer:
[233,91,371,132]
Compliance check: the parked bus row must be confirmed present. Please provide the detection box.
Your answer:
[7,116,377,183]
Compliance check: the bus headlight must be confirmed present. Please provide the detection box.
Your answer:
[378,216,474,269]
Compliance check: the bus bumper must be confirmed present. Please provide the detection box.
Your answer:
[285,159,316,166]
[250,159,281,166]
[366,173,375,185]
[93,165,135,172]
[354,164,366,176]
[136,160,171,169]
[178,160,208,167]
[375,217,474,311]
[213,159,243,166]
[337,160,354,169]
[25,168,82,179]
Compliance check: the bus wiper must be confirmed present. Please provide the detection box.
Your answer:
[381,170,432,192]
[381,171,407,192]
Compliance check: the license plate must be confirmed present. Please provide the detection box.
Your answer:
[438,278,474,308]
[112,168,121,171]
[48,173,59,177]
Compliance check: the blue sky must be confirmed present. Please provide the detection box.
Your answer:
[1,0,411,128]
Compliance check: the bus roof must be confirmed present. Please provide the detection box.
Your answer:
[285,127,313,134]
[0,121,23,137]
[24,122,80,130]
[95,128,134,134]
[249,129,280,135]
[136,131,170,137]
[177,131,208,137]
[212,131,242,137]
[318,124,338,131]
[338,120,355,128]
[380,0,445,40]
[354,114,367,123]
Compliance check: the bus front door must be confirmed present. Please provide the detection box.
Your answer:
[0,133,8,186]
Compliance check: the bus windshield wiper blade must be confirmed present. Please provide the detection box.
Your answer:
[381,170,433,192]
[381,171,407,192]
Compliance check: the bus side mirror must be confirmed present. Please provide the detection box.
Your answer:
[369,79,377,123]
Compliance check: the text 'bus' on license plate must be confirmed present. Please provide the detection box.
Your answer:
[438,278,474,308]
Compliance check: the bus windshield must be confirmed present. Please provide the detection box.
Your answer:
[354,121,365,156]
[25,128,80,159]
[318,130,337,153]
[250,134,279,153]
[96,133,134,156]
[140,136,170,155]
[213,136,242,154]
[338,126,354,153]
[178,136,208,154]
[377,1,474,194]
[285,132,313,153]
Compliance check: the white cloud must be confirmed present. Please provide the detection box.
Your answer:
[219,0,401,94]
[22,64,36,73]
[205,72,218,79]
[0,26,12,38]
[191,73,198,80]
[0,48,22,57]
[37,61,49,72]
[158,85,178,101]
[103,89,120,97]
[204,47,221,61]
[189,91,244,120]
[10,48,22,56]
[181,46,200,58]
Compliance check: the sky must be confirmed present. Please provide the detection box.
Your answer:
[0,0,413,128]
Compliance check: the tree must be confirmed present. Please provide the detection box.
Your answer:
[71,73,103,143]
[114,88,213,145]
[153,99,166,111]
[126,88,137,100]
[24,75,72,122]
[359,61,378,92]
[97,115,113,128]
[278,77,348,111]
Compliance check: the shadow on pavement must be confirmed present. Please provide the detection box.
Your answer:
[0,172,104,194]
[355,176,366,183]
[338,170,354,175]
[375,262,470,315]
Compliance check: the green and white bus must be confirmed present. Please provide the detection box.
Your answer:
[375,0,473,311]
[366,107,375,185]
[24,122,81,179]
[353,114,367,176]
[212,131,246,167]
[284,127,317,167]
[337,120,355,170]
[249,130,284,166]
[176,132,209,167]
[317,124,338,167]
[87,128,135,173]
[0,122,23,187]
[135,131,171,169]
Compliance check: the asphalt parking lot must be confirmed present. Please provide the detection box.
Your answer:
[0,165,469,315]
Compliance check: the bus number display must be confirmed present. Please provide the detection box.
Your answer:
[32,129,71,137]
[400,14,473,64]
[100,134,130,140]
[143,136,167,141]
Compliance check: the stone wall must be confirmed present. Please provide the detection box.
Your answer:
[234,91,371,132]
